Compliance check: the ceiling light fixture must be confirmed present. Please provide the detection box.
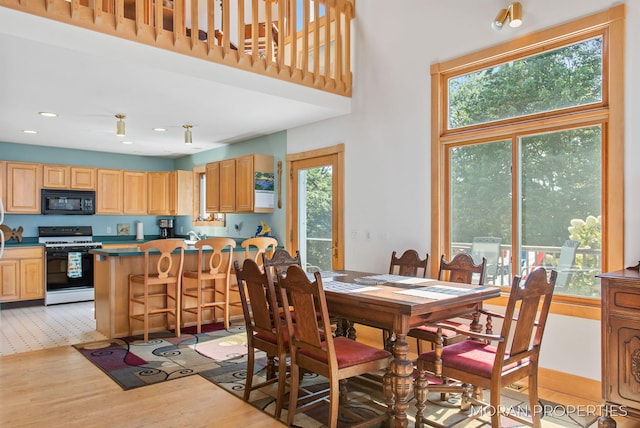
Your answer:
[22,130,38,134]
[121,141,134,145]
[492,2,522,30]
[39,112,58,117]
[115,114,126,137]
[153,127,167,132]
[183,124,193,145]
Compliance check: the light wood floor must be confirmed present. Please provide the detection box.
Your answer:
[0,345,285,427]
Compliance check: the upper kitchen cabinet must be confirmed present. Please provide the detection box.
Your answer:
[44,165,96,190]
[70,167,97,190]
[6,162,42,213]
[123,171,147,215]
[169,170,193,216]
[96,168,123,214]
[148,170,192,216]
[205,162,220,213]
[43,164,70,189]
[219,159,236,212]
[235,154,274,213]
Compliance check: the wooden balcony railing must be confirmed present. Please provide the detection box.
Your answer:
[0,0,354,96]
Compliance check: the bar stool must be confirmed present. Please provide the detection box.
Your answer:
[128,239,187,342]
[182,237,236,332]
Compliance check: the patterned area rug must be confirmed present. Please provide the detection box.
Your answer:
[73,323,248,390]
[75,326,599,427]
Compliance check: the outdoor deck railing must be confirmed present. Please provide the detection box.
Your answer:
[0,0,354,96]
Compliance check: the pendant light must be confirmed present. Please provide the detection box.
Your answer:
[115,114,126,137]
[183,124,193,144]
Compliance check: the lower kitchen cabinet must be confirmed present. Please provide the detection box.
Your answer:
[0,247,44,302]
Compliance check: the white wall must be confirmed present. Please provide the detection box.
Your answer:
[287,0,638,381]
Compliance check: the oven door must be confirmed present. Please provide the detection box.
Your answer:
[45,248,94,291]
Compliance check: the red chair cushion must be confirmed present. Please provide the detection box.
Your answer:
[410,320,468,338]
[300,336,391,368]
[418,340,517,379]
[255,324,296,345]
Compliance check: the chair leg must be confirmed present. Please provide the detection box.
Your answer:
[287,362,301,427]
[274,353,287,419]
[490,384,502,428]
[196,281,202,334]
[243,346,255,401]
[328,376,340,428]
[529,372,541,428]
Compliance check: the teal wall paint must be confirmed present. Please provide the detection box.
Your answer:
[1,133,286,242]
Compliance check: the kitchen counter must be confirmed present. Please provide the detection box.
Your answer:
[91,243,260,338]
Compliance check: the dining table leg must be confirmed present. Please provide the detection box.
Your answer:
[384,332,413,428]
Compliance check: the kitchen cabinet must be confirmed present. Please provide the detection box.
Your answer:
[598,270,640,425]
[43,165,96,190]
[0,247,44,302]
[96,168,123,214]
[147,170,193,216]
[219,159,236,212]
[205,162,220,213]
[43,165,69,188]
[0,161,5,206]
[6,162,42,213]
[70,167,97,190]
[235,154,274,213]
[123,171,147,214]
[169,170,193,215]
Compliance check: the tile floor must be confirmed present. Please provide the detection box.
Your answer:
[0,301,107,356]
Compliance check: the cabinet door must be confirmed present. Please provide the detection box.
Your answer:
[0,260,20,302]
[20,257,44,300]
[170,170,193,216]
[70,167,97,190]
[608,316,640,410]
[97,169,123,214]
[148,172,170,215]
[205,162,220,212]
[0,161,5,207]
[123,171,147,214]
[220,159,236,212]
[6,162,42,213]
[235,155,254,212]
[43,165,69,188]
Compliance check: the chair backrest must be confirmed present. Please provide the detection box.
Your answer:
[470,237,501,281]
[262,248,302,281]
[555,239,579,288]
[495,267,557,371]
[138,239,187,280]
[195,237,236,276]
[389,249,429,278]
[234,258,281,341]
[277,265,337,369]
[438,253,486,285]
[242,237,278,269]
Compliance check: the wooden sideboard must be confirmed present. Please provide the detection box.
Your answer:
[599,269,640,426]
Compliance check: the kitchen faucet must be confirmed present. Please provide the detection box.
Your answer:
[187,231,205,241]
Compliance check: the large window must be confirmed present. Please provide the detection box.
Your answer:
[432,6,625,308]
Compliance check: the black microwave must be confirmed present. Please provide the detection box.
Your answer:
[41,189,96,215]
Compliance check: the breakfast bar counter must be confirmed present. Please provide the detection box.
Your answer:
[90,244,250,339]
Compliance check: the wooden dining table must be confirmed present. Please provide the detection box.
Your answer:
[317,270,501,428]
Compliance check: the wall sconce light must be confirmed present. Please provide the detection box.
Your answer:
[492,2,522,30]
[183,124,193,144]
[115,114,126,137]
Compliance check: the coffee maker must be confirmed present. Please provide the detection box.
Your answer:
[158,218,174,239]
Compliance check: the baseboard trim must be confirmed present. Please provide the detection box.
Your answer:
[537,367,601,403]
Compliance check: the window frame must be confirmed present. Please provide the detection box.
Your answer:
[430,5,625,319]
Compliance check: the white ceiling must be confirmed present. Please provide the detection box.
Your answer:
[0,7,351,159]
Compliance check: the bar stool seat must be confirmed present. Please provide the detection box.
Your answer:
[129,239,187,342]
[182,237,236,331]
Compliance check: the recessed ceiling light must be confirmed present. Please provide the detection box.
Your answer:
[22,130,38,134]
[153,127,167,132]
[121,141,134,145]
[38,112,58,117]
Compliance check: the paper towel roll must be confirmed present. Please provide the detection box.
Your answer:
[136,222,144,240]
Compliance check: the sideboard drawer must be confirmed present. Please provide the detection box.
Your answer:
[609,283,640,317]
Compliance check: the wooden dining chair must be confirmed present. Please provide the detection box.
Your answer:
[277,264,391,428]
[181,237,236,332]
[128,239,187,342]
[414,267,557,428]
[234,258,289,419]
[408,253,487,354]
